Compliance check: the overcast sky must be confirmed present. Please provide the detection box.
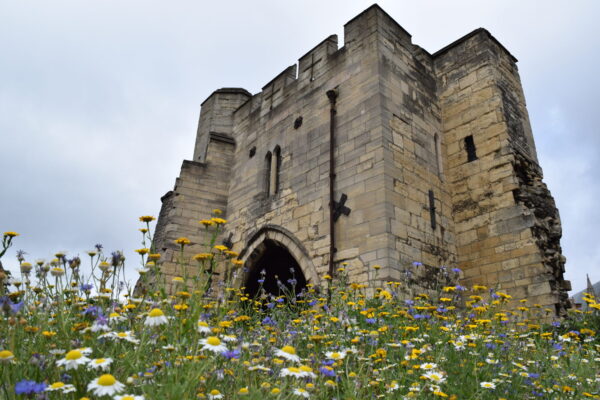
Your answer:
[1,0,598,294]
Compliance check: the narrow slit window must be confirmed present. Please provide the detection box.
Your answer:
[464,135,478,162]
[434,133,443,177]
[272,146,281,195]
[265,152,272,195]
[428,189,436,230]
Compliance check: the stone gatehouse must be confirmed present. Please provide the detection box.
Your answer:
[144,5,570,314]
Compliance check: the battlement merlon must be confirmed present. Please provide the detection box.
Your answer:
[193,88,251,163]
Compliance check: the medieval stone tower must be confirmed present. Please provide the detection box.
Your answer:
[146,5,570,314]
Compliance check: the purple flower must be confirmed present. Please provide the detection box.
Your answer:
[319,366,336,377]
[15,380,47,395]
[221,349,241,360]
[452,267,462,273]
[365,318,376,324]
[412,261,423,267]
[79,283,93,292]
[262,316,276,326]
[0,296,24,314]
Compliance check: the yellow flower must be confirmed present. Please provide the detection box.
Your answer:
[194,253,213,261]
[214,245,228,251]
[139,216,156,223]
[212,209,223,215]
[148,253,161,261]
[372,264,381,270]
[211,217,227,225]
[232,259,244,267]
[3,231,19,238]
[200,219,214,227]
[0,350,15,362]
[238,387,249,395]
[134,248,149,255]
[175,237,191,246]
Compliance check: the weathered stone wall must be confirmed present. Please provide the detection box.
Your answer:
[147,5,569,312]
[376,11,457,289]
[225,8,387,289]
[434,29,568,312]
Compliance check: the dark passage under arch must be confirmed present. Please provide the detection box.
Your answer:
[243,239,307,299]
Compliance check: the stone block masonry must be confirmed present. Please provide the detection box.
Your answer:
[139,5,570,314]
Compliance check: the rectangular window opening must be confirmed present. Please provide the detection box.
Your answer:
[465,135,478,162]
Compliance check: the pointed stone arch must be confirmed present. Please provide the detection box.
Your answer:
[238,225,320,295]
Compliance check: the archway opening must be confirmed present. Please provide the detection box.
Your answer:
[244,239,307,299]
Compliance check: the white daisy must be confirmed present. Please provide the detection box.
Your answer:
[293,388,310,398]
[87,374,125,397]
[247,364,271,372]
[419,362,437,370]
[144,308,168,327]
[197,320,212,334]
[280,366,316,379]
[56,349,91,370]
[113,331,141,344]
[114,395,145,400]
[0,350,15,362]
[275,345,300,362]
[422,371,446,384]
[109,312,126,323]
[200,336,228,354]
[325,350,346,360]
[480,382,496,389]
[45,382,76,393]
[87,357,113,371]
[387,380,400,392]
[222,334,238,342]
[207,389,224,399]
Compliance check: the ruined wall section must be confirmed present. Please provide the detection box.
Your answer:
[434,30,569,312]
[494,50,570,312]
[145,90,248,293]
[148,137,235,293]
[375,9,458,292]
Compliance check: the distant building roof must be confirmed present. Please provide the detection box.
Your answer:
[571,280,600,309]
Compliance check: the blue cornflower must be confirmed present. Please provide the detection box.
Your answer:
[319,365,336,377]
[553,343,563,351]
[221,349,241,360]
[0,296,24,314]
[80,283,93,292]
[15,380,47,395]
[262,316,276,326]
[365,318,376,324]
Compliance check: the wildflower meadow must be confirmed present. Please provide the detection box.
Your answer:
[0,214,599,399]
